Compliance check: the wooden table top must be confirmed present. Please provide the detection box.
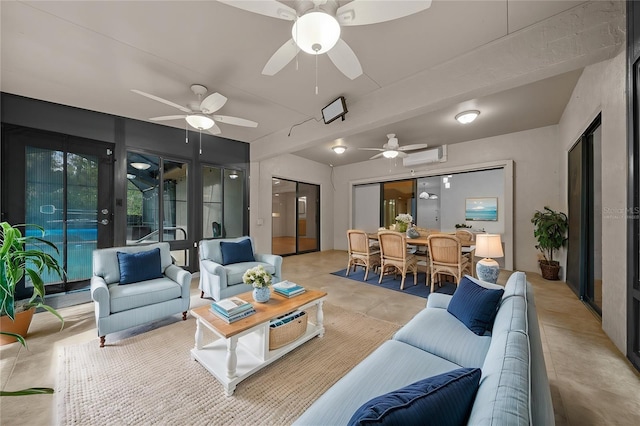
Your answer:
[190,288,327,338]
[367,233,474,247]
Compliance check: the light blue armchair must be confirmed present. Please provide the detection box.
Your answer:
[198,236,282,301]
[91,242,192,348]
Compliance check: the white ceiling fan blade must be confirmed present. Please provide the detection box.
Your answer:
[326,39,363,80]
[336,0,432,26]
[131,89,192,113]
[200,92,227,114]
[396,151,409,158]
[262,39,300,76]
[399,143,430,151]
[208,124,222,135]
[369,152,384,160]
[358,147,385,151]
[149,115,187,121]
[212,115,258,128]
[217,0,297,21]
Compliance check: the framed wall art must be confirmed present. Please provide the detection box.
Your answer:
[465,197,498,221]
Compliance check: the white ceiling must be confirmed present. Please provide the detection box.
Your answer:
[1,1,605,166]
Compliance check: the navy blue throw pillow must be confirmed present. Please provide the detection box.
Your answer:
[447,276,504,335]
[348,368,481,426]
[117,248,164,285]
[220,239,255,265]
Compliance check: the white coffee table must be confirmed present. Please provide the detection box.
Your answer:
[190,289,327,396]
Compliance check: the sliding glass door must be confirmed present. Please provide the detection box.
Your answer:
[272,178,319,255]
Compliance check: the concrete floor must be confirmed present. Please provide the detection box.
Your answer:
[1,250,639,425]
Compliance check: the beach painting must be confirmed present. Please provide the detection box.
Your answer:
[465,197,498,221]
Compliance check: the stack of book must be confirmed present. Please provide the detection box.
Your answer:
[210,297,256,323]
[273,280,305,298]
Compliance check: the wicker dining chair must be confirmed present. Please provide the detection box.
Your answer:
[427,234,472,293]
[377,230,419,290]
[346,230,381,281]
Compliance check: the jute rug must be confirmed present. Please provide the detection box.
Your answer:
[56,304,399,425]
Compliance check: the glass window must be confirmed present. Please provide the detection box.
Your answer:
[202,167,245,239]
[223,169,245,238]
[203,166,222,238]
[126,153,159,244]
[163,160,188,241]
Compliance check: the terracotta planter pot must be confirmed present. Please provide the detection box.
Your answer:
[0,307,36,345]
[539,260,561,281]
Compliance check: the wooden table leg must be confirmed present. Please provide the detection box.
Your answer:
[226,337,238,379]
[316,301,325,338]
[194,318,203,351]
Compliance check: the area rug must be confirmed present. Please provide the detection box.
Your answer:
[56,304,399,425]
[331,268,457,298]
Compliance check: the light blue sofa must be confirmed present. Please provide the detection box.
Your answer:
[91,242,192,348]
[198,236,283,301]
[294,271,554,425]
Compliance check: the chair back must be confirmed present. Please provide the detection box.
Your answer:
[427,234,463,266]
[378,230,408,262]
[347,230,371,255]
[455,229,475,242]
[199,236,255,263]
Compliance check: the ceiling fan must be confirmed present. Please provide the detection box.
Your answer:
[217,0,432,80]
[359,134,429,160]
[131,84,258,135]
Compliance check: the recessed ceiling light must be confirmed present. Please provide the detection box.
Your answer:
[332,145,347,154]
[229,171,239,179]
[455,110,480,124]
[131,162,151,170]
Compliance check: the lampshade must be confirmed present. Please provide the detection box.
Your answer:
[332,145,347,154]
[130,162,151,170]
[292,11,341,54]
[455,110,480,124]
[185,114,215,130]
[475,234,504,259]
[382,150,399,159]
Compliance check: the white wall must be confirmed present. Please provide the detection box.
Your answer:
[558,52,627,352]
[353,183,381,232]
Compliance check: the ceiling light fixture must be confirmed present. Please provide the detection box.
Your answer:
[131,162,151,170]
[332,145,347,154]
[292,12,341,55]
[185,114,215,130]
[126,173,136,180]
[455,110,480,124]
[382,150,399,159]
[229,171,239,179]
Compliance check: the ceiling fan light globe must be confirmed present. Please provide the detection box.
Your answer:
[332,145,347,154]
[186,114,215,130]
[382,150,398,159]
[292,12,341,54]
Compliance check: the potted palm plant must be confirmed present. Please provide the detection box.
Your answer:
[531,207,568,280]
[0,221,64,395]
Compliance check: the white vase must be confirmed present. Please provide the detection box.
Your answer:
[252,286,270,303]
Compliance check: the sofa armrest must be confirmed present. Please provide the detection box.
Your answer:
[200,259,228,288]
[90,276,110,318]
[165,264,192,300]
[426,293,452,309]
[254,253,283,277]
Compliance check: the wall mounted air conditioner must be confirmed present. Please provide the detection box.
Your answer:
[402,145,447,167]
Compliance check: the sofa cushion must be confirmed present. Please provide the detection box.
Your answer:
[468,330,530,425]
[117,248,164,285]
[293,340,462,426]
[109,277,182,313]
[220,239,255,265]
[393,307,491,368]
[93,242,172,284]
[447,276,504,335]
[348,367,481,426]
[225,262,276,286]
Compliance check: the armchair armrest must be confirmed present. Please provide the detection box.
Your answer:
[165,264,192,300]
[200,259,228,288]
[426,293,452,310]
[254,253,283,277]
[90,276,110,318]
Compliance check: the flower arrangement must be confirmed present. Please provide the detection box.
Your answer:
[395,213,413,224]
[242,265,272,288]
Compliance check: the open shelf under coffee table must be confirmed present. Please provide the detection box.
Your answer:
[190,289,327,396]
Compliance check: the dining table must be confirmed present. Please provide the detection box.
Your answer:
[367,233,475,248]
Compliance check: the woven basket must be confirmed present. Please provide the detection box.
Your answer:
[269,311,308,350]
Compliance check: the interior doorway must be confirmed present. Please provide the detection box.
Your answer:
[271,178,319,255]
